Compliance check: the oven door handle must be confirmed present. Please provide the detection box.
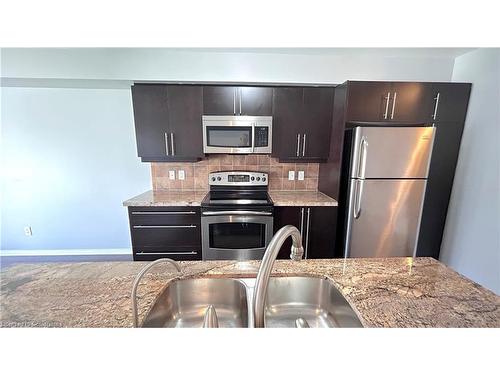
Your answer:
[202,210,272,216]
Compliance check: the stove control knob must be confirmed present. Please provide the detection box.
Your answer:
[262,177,266,182]
[251,177,255,181]
[211,177,216,182]
[256,177,261,181]
[217,177,222,181]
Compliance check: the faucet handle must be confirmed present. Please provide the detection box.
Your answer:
[290,244,304,261]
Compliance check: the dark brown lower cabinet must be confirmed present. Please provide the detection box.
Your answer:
[274,206,337,259]
[128,206,202,261]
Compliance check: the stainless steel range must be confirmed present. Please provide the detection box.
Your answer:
[201,171,274,260]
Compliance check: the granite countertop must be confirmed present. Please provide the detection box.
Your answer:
[1,258,498,328]
[269,191,338,206]
[123,190,207,207]
[124,190,337,207]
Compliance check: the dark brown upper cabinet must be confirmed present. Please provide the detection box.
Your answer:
[427,83,472,123]
[131,84,204,162]
[345,81,434,124]
[203,86,272,116]
[272,87,334,161]
[272,87,303,160]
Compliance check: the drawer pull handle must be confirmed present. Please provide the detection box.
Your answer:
[131,211,197,215]
[133,225,197,229]
[136,251,198,255]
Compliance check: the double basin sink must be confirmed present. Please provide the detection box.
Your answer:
[141,276,363,328]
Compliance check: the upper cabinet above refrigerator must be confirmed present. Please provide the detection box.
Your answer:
[345,81,435,124]
[202,86,273,116]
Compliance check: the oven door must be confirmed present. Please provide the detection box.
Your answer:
[201,212,273,260]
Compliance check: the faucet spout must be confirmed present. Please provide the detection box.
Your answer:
[252,225,304,328]
[202,305,219,328]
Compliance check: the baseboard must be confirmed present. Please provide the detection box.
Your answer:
[0,248,131,257]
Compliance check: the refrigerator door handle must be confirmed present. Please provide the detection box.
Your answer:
[356,136,369,178]
[353,179,364,219]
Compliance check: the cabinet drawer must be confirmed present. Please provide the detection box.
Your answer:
[129,209,200,226]
[131,225,200,248]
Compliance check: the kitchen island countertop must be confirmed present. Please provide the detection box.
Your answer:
[1,257,498,328]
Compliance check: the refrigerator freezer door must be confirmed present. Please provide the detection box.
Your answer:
[350,127,435,179]
[347,179,427,258]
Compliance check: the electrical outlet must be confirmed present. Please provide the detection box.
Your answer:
[169,170,176,180]
[178,170,185,180]
[298,171,305,181]
[24,226,32,236]
[288,170,295,180]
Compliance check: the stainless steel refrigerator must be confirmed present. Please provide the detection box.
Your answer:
[341,126,435,258]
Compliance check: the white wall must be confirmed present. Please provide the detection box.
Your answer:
[1,48,462,85]
[1,87,151,251]
[440,49,500,294]
[0,48,463,253]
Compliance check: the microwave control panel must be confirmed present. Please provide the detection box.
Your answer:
[254,126,269,147]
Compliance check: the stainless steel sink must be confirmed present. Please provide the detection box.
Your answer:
[140,276,362,328]
[242,276,363,328]
[141,278,248,328]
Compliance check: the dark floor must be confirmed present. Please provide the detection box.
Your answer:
[0,254,133,269]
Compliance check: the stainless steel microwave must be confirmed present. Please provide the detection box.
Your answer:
[202,115,272,154]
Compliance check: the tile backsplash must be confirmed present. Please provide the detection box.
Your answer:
[151,155,319,191]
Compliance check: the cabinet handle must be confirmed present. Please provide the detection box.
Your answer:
[164,132,170,156]
[170,133,175,156]
[296,134,301,157]
[239,87,242,115]
[233,89,236,114]
[305,208,311,259]
[300,208,305,239]
[133,225,197,229]
[390,92,397,119]
[131,211,197,215]
[136,251,198,256]
[383,92,391,119]
[302,134,307,157]
[432,92,441,120]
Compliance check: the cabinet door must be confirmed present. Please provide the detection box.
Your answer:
[203,86,237,115]
[389,82,434,123]
[345,81,393,122]
[131,84,170,158]
[417,121,465,259]
[306,207,337,259]
[239,87,273,116]
[302,87,334,159]
[166,85,204,159]
[273,206,303,259]
[272,88,304,160]
[429,83,471,123]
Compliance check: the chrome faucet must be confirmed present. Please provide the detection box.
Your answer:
[131,258,182,327]
[252,225,304,328]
